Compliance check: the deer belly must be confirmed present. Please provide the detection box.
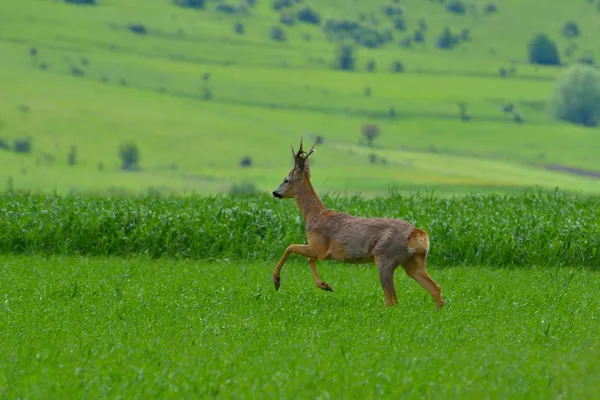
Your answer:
[325,240,374,263]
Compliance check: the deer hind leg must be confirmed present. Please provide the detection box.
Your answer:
[375,256,398,307]
[401,252,444,310]
[272,244,320,291]
[309,259,333,292]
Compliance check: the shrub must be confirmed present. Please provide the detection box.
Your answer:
[128,24,147,34]
[366,59,376,72]
[528,33,560,66]
[234,22,245,34]
[437,27,458,50]
[446,0,466,14]
[413,30,425,43]
[71,66,85,77]
[419,19,428,31]
[215,3,237,14]
[335,45,355,71]
[297,6,320,24]
[173,0,205,9]
[483,2,497,14]
[562,21,579,38]
[64,0,96,4]
[391,60,404,73]
[548,64,600,127]
[239,156,253,167]
[393,18,406,31]
[67,146,77,166]
[119,142,140,171]
[14,138,32,154]
[383,5,403,17]
[272,0,293,10]
[271,27,286,41]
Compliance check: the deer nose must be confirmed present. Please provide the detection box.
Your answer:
[272,191,281,198]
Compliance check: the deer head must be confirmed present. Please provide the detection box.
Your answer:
[272,137,317,199]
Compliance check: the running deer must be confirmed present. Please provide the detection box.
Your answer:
[271,138,444,309]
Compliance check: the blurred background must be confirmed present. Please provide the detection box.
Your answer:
[1,0,599,198]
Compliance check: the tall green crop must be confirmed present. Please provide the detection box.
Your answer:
[0,190,598,267]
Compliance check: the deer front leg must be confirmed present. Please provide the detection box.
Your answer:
[273,244,320,291]
[309,259,333,292]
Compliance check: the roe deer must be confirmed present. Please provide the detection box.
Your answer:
[271,138,444,309]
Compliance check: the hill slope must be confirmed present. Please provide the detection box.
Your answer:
[0,0,599,196]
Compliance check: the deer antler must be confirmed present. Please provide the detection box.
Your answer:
[306,138,318,157]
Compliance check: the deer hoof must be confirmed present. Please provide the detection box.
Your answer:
[319,282,334,292]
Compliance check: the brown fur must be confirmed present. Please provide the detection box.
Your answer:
[272,138,444,309]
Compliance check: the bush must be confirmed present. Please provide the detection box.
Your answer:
[483,2,497,14]
[366,59,376,72]
[528,33,560,66]
[437,27,459,50]
[562,21,579,38]
[413,30,425,43]
[322,19,392,49]
[14,138,32,154]
[272,0,293,10]
[119,142,140,171]
[64,0,96,4]
[335,45,355,71]
[67,146,77,166]
[446,0,466,14]
[173,0,205,9]
[548,64,600,127]
[239,156,252,167]
[270,27,286,41]
[234,22,245,34]
[297,6,320,24]
[128,24,147,35]
[391,60,404,73]
[393,18,406,31]
[383,5,403,17]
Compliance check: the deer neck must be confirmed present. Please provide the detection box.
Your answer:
[294,177,327,223]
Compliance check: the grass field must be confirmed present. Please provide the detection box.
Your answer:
[1,256,599,398]
[1,0,600,196]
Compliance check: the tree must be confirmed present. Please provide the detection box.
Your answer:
[528,33,560,66]
[361,124,380,147]
[119,142,140,170]
[548,64,600,127]
[335,45,356,71]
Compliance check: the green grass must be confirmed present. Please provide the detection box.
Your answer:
[1,255,599,398]
[1,0,600,196]
[1,191,599,267]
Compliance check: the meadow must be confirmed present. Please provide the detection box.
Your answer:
[1,256,599,398]
[1,191,600,397]
[1,0,600,196]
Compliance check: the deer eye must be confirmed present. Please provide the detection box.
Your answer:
[284,178,290,183]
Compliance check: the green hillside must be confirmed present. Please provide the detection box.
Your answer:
[1,0,600,196]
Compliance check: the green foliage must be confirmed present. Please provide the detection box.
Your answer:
[64,0,96,5]
[296,6,320,25]
[119,142,140,170]
[528,33,560,66]
[548,64,600,127]
[446,1,466,14]
[0,191,598,267]
[335,45,355,71]
[2,256,599,398]
[562,21,580,38]
[173,0,205,9]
